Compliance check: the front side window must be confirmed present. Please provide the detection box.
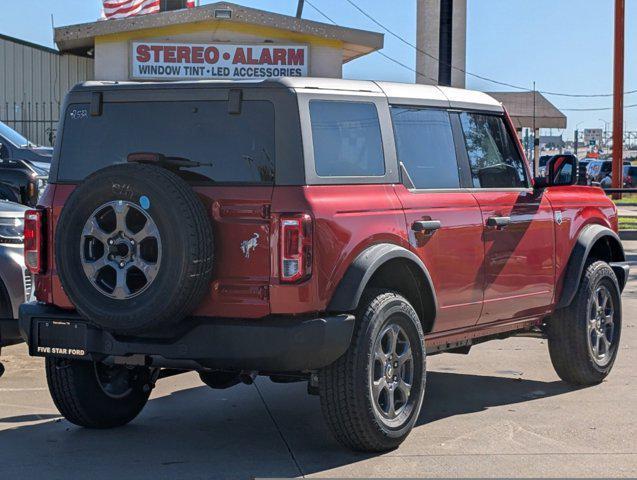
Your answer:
[58,100,275,183]
[391,107,459,189]
[460,112,528,188]
[309,100,385,177]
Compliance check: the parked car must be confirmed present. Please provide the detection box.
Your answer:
[20,78,628,451]
[0,200,33,377]
[623,165,637,187]
[587,159,632,186]
[0,121,50,206]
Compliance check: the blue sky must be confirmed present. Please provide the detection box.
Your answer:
[2,0,636,137]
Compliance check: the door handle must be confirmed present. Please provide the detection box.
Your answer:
[486,216,511,229]
[411,220,442,233]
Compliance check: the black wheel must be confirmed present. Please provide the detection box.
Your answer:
[55,163,213,334]
[46,358,152,428]
[548,260,622,386]
[319,290,426,452]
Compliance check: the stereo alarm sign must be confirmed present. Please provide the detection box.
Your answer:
[131,42,309,80]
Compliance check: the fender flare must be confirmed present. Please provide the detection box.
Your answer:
[557,224,626,309]
[328,243,438,318]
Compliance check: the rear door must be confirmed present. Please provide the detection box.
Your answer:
[456,111,555,324]
[54,88,278,318]
[391,106,484,332]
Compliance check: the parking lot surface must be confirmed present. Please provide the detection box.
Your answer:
[0,243,635,479]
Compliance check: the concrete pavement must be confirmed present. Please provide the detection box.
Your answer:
[0,244,636,478]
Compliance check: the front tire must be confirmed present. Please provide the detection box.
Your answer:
[46,358,152,428]
[548,260,622,385]
[319,290,426,452]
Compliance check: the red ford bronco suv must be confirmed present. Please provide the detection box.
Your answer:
[20,78,628,452]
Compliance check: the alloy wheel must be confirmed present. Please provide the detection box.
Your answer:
[369,321,414,422]
[587,285,615,366]
[81,200,161,299]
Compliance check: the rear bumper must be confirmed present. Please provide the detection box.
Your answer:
[19,302,355,372]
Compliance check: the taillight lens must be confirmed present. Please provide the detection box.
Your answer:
[24,209,44,274]
[280,214,312,283]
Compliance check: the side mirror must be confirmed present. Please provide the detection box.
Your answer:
[0,143,4,159]
[534,154,578,188]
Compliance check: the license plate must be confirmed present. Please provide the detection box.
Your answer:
[36,321,88,357]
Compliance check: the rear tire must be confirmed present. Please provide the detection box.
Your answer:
[319,290,426,452]
[46,358,152,428]
[548,260,622,385]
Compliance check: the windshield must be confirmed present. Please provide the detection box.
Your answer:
[0,121,29,147]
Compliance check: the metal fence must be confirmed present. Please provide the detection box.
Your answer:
[1,101,61,147]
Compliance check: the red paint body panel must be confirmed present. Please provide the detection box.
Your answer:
[471,189,555,323]
[544,185,617,303]
[269,185,407,315]
[34,172,618,335]
[393,185,484,331]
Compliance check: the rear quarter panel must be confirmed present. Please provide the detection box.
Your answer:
[545,185,617,303]
[269,185,408,315]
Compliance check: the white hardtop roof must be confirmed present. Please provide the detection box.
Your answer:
[279,78,503,112]
[76,77,503,112]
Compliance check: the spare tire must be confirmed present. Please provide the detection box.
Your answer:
[56,163,213,334]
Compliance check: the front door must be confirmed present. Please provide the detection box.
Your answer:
[457,111,555,324]
[391,106,484,332]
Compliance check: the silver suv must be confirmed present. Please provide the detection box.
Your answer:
[0,200,33,377]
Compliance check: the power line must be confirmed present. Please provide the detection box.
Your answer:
[538,89,637,98]
[306,0,637,112]
[561,103,637,112]
[305,0,438,84]
[340,0,637,98]
[341,0,530,91]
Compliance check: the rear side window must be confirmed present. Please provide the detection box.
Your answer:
[58,101,275,183]
[459,112,528,188]
[391,107,459,189]
[309,101,385,177]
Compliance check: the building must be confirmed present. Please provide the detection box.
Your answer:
[54,2,384,81]
[0,34,94,146]
[2,0,484,149]
[539,135,565,150]
[584,128,604,147]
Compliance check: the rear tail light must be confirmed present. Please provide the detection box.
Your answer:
[279,214,312,283]
[24,209,44,274]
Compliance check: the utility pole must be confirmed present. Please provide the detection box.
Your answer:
[612,0,625,196]
[533,82,539,177]
[296,0,305,18]
[574,130,579,157]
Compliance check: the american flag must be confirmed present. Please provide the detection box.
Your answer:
[102,0,196,20]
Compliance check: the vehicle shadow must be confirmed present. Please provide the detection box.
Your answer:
[0,370,577,478]
[418,370,575,425]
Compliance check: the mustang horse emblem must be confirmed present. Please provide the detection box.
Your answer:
[241,233,260,259]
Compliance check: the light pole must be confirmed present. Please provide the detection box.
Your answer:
[599,118,610,147]
[575,121,585,156]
